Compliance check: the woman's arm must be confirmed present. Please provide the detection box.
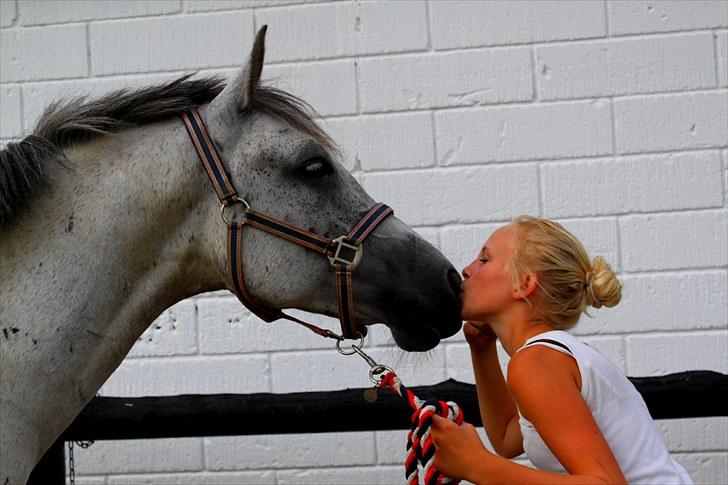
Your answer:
[431,418,619,485]
[505,346,627,484]
[467,325,523,457]
[432,347,626,484]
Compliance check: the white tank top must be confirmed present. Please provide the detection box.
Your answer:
[516,331,692,484]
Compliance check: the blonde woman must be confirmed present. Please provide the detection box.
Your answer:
[431,216,692,484]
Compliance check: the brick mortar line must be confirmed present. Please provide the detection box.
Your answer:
[713,29,723,86]
[5,16,724,48]
[339,88,724,111]
[189,0,351,14]
[428,28,724,54]
[11,73,723,106]
[374,148,726,167]
[130,323,728,361]
[73,454,728,481]
[12,6,259,29]
[16,81,25,138]
[530,46,539,102]
[423,0,433,51]
[358,150,727,175]
[536,162,544,217]
[9,0,19,27]
[364,157,725,176]
[618,267,728,278]
[353,58,361,116]
[603,0,610,36]
[79,463,407,480]
[85,22,92,78]
[429,110,439,166]
[614,216,624,279]
[193,301,202,357]
[621,329,728,339]
[320,89,728,118]
[423,213,727,234]
[8,4,726,41]
[723,150,728,209]
[618,265,728,276]
[125,343,410,360]
[609,97,618,156]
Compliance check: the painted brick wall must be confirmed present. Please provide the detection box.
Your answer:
[1,1,726,483]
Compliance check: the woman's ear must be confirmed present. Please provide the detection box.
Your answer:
[513,272,538,300]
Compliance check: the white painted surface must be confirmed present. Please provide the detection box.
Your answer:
[1,1,726,482]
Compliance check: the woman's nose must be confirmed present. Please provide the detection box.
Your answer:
[462,265,470,279]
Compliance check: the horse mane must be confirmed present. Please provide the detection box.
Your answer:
[0,74,336,226]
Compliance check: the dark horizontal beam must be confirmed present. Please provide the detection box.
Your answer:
[62,371,727,442]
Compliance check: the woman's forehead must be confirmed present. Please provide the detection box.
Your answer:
[484,225,516,251]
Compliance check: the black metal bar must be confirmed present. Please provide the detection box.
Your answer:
[61,371,727,442]
[27,438,65,485]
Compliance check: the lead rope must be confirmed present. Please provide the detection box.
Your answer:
[339,343,463,485]
[379,371,464,485]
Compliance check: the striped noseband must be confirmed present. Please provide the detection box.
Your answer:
[181,109,393,340]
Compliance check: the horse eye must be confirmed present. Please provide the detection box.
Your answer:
[299,157,332,177]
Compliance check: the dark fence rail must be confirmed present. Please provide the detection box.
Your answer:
[61,371,727,441]
[30,371,728,484]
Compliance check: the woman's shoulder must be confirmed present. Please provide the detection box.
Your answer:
[508,331,583,396]
[508,340,580,389]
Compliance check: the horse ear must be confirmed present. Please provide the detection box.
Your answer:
[239,25,267,108]
[213,25,267,112]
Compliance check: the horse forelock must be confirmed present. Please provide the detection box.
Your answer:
[248,86,340,157]
[0,74,338,227]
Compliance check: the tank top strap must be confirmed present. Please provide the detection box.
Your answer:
[523,338,573,355]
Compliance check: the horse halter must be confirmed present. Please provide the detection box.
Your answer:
[181,108,393,340]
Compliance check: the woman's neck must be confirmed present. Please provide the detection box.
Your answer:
[489,308,554,356]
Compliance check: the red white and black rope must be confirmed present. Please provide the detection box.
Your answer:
[379,371,464,485]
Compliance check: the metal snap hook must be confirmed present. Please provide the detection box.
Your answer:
[369,364,394,385]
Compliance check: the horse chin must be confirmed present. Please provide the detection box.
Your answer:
[389,325,442,352]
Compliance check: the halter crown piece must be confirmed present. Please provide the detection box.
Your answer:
[181,109,393,340]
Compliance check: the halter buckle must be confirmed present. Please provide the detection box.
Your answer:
[328,236,363,269]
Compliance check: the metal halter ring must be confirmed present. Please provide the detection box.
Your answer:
[335,335,365,355]
[220,198,250,225]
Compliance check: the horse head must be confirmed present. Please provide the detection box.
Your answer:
[196,27,462,351]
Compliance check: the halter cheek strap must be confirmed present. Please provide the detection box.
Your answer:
[181,108,393,340]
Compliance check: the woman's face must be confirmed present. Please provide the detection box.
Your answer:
[460,225,518,321]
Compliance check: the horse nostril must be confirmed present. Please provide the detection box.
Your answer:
[447,268,462,296]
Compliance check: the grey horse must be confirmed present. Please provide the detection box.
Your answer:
[0,27,462,483]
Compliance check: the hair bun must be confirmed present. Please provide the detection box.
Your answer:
[585,256,622,308]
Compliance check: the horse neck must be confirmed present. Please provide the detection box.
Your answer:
[0,118,224,423]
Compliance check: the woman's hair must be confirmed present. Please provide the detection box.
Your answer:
[507,215,622,330]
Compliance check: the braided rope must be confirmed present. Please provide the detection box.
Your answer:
[379,371,464,485]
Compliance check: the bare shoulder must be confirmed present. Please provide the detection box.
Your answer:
[507,344,581,400]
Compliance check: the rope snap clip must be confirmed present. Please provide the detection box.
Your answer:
[336,339,393,385]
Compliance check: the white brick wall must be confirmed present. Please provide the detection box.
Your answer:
[1,1,726,483]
